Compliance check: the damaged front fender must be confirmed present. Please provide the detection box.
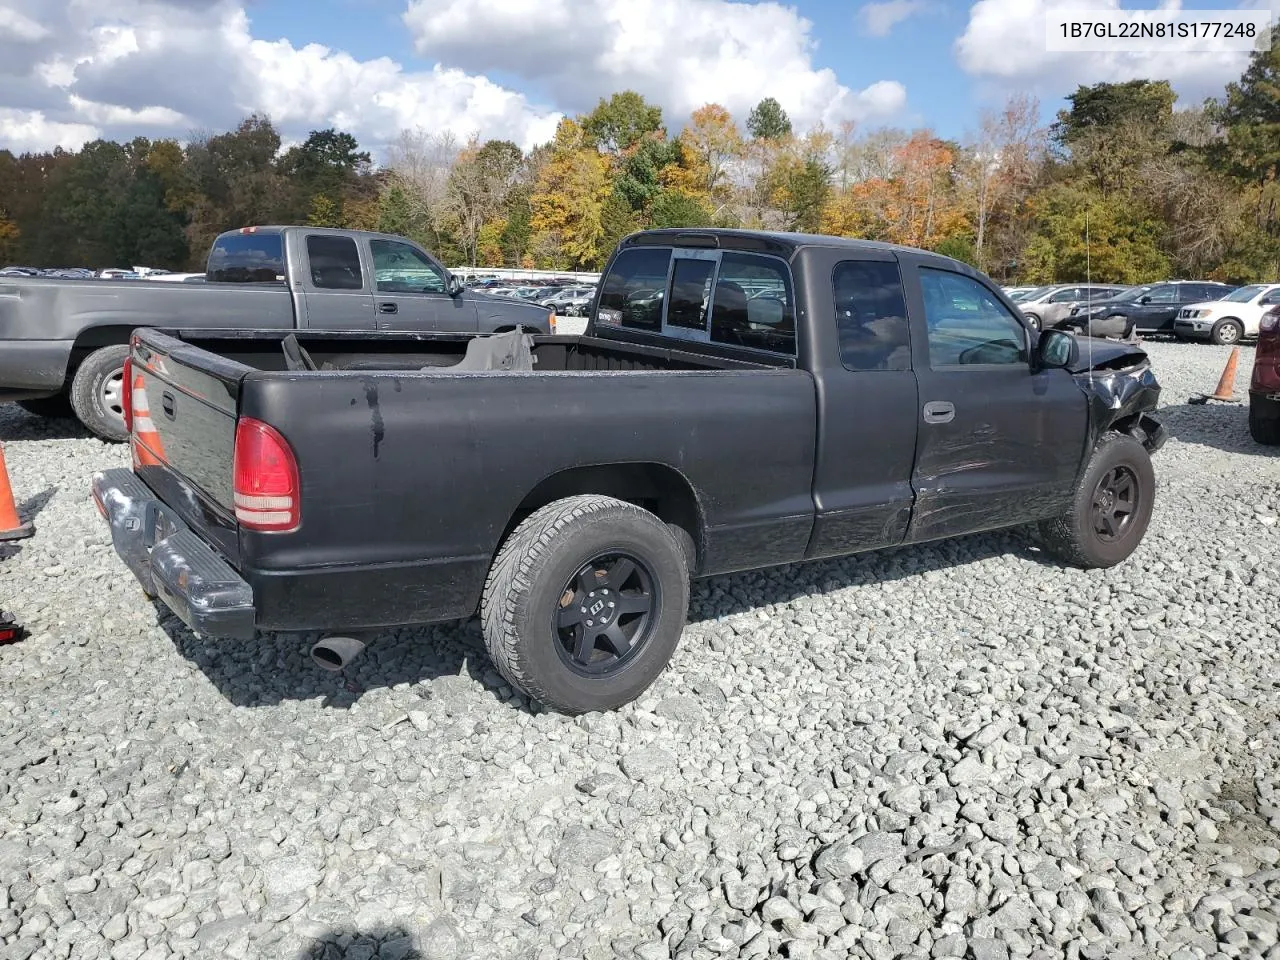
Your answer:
[1070,338,1166,454]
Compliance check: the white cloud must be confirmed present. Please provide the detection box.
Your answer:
[858,1,929,38]
[955,0,1259,103]
[0,0,562,155]
[0,108,97,153]
[403,0,910,133]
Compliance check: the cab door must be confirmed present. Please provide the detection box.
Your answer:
[805,249,920,559]
[298,233,376,329]
[900,257,1087,543]
[367,237,476,333]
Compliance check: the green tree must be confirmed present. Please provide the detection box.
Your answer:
[747,97,792,141]
[375,184,416,237]
[307,194,342,227]
[1021,183,1169,283]
[648,189,713,228]
[582,91,664,154]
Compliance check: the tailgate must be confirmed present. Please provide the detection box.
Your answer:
[130,330,253,564]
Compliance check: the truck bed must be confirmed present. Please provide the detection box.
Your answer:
[126,328,816,633]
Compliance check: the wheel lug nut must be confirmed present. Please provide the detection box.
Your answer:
[586,620,593,626]
[580,607,586,613]
[608,602,615,608]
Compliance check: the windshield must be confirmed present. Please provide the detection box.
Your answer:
[1222,284,1265,303]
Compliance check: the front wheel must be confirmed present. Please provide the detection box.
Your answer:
[1039,433,1155,568]
[1211,318,1244,346]
[1023,313,1041,331]
[481,495,690,713]
[69,345,130,441]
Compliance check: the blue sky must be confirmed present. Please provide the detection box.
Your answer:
[0,0,1271,155]
[241,0,1266,138]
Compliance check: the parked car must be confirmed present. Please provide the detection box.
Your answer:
[1250,306,1280,445]
[0,267,40,277]
[1018,284,1131,330]
[1065,281,1236,338]
[540,286,596,314]
[91,227,1166,714]
[1172,283,1280,345]
[0,226,554,439]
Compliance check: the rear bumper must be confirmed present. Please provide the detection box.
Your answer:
[92,468,256,639]
[0,339,75,399]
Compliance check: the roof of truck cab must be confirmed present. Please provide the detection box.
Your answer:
[619,228,966,265]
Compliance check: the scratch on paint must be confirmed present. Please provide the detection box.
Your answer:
[363,379,384,458]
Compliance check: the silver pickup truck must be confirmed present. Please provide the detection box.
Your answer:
[0,225,555,439]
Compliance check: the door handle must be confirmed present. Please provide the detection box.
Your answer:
[923,401,955,424]
[161,391,176,419]
[378,302,398,314]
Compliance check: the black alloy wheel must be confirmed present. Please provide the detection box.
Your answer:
[554,552,657,676]
[1091,465,1139,542]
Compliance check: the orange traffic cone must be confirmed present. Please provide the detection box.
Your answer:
[131,370,165,467]
[0,444,34,541]
[1189,347,1241,404]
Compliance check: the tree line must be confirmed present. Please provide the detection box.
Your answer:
[0,31,1276,284]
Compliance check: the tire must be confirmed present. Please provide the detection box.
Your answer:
[481,495,690,713]
[17,395,74,419]
[1039,432,1155,569]
[1211,318,1244,346]
[1024,313,1041,331]
[69,345,130,441]
[1250,398,1280,446]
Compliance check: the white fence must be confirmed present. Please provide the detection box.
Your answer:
[449,266,601,283]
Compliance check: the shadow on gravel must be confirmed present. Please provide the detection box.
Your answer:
[1158,401,1279,457]
[153,528,1059,711]
[293,925,420,960]
[686,527,1066,625]
[0,486,57,560]
[153,601,512,712]
[0,406,92,442]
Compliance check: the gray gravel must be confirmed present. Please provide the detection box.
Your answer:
[2,340,1278,960]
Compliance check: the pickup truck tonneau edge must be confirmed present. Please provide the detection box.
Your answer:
[92,228,1167,714]
[1,225,553,439]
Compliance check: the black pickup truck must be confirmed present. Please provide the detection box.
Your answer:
[1,225,553,439]
[92,229,1166,713]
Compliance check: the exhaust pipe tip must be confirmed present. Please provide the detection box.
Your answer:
[310,635,366,672]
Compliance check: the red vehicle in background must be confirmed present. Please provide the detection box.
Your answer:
[1252,306,1280,445]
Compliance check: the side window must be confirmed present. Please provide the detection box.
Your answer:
[1261,288,1280,306]
[833,260,911,372]
[919,268,1027,367]
[1144,285,1177,303]
[306,235,363,290]
[369,239,446,294]
[1048,287,1079,303]
[597,248,672,331]
[1194,284,1227,302]
[710,252,795,355]
[666,259,715,331]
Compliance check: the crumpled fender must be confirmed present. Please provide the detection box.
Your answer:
[1069,338,1166,453]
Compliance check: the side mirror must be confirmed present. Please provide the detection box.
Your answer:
[1139,295,1152,304]
[446,275,463,297]
[1036,329,1076,370]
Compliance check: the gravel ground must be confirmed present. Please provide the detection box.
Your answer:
[1,340,1278,960]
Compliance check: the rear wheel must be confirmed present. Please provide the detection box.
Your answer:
[1250,397,1280,446]
[69,345,130,441]
[481,495,690,713]
[1023,313,1042,331]
[1039,432,1155,568]
[1211,318,1244,346]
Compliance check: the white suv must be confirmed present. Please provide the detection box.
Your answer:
[1174,283,1280,345]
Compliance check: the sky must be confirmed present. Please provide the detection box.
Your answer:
[0,0,1273,159]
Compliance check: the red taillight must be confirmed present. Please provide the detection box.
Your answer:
[122,357,134,434]
[233,417,300,532]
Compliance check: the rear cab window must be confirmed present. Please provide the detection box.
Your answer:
[206,232,286,283]
[833,260,910,371]
[596,245,796,356]
[306,235,365,290]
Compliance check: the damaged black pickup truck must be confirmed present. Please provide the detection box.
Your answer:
[92,229,1166,713]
